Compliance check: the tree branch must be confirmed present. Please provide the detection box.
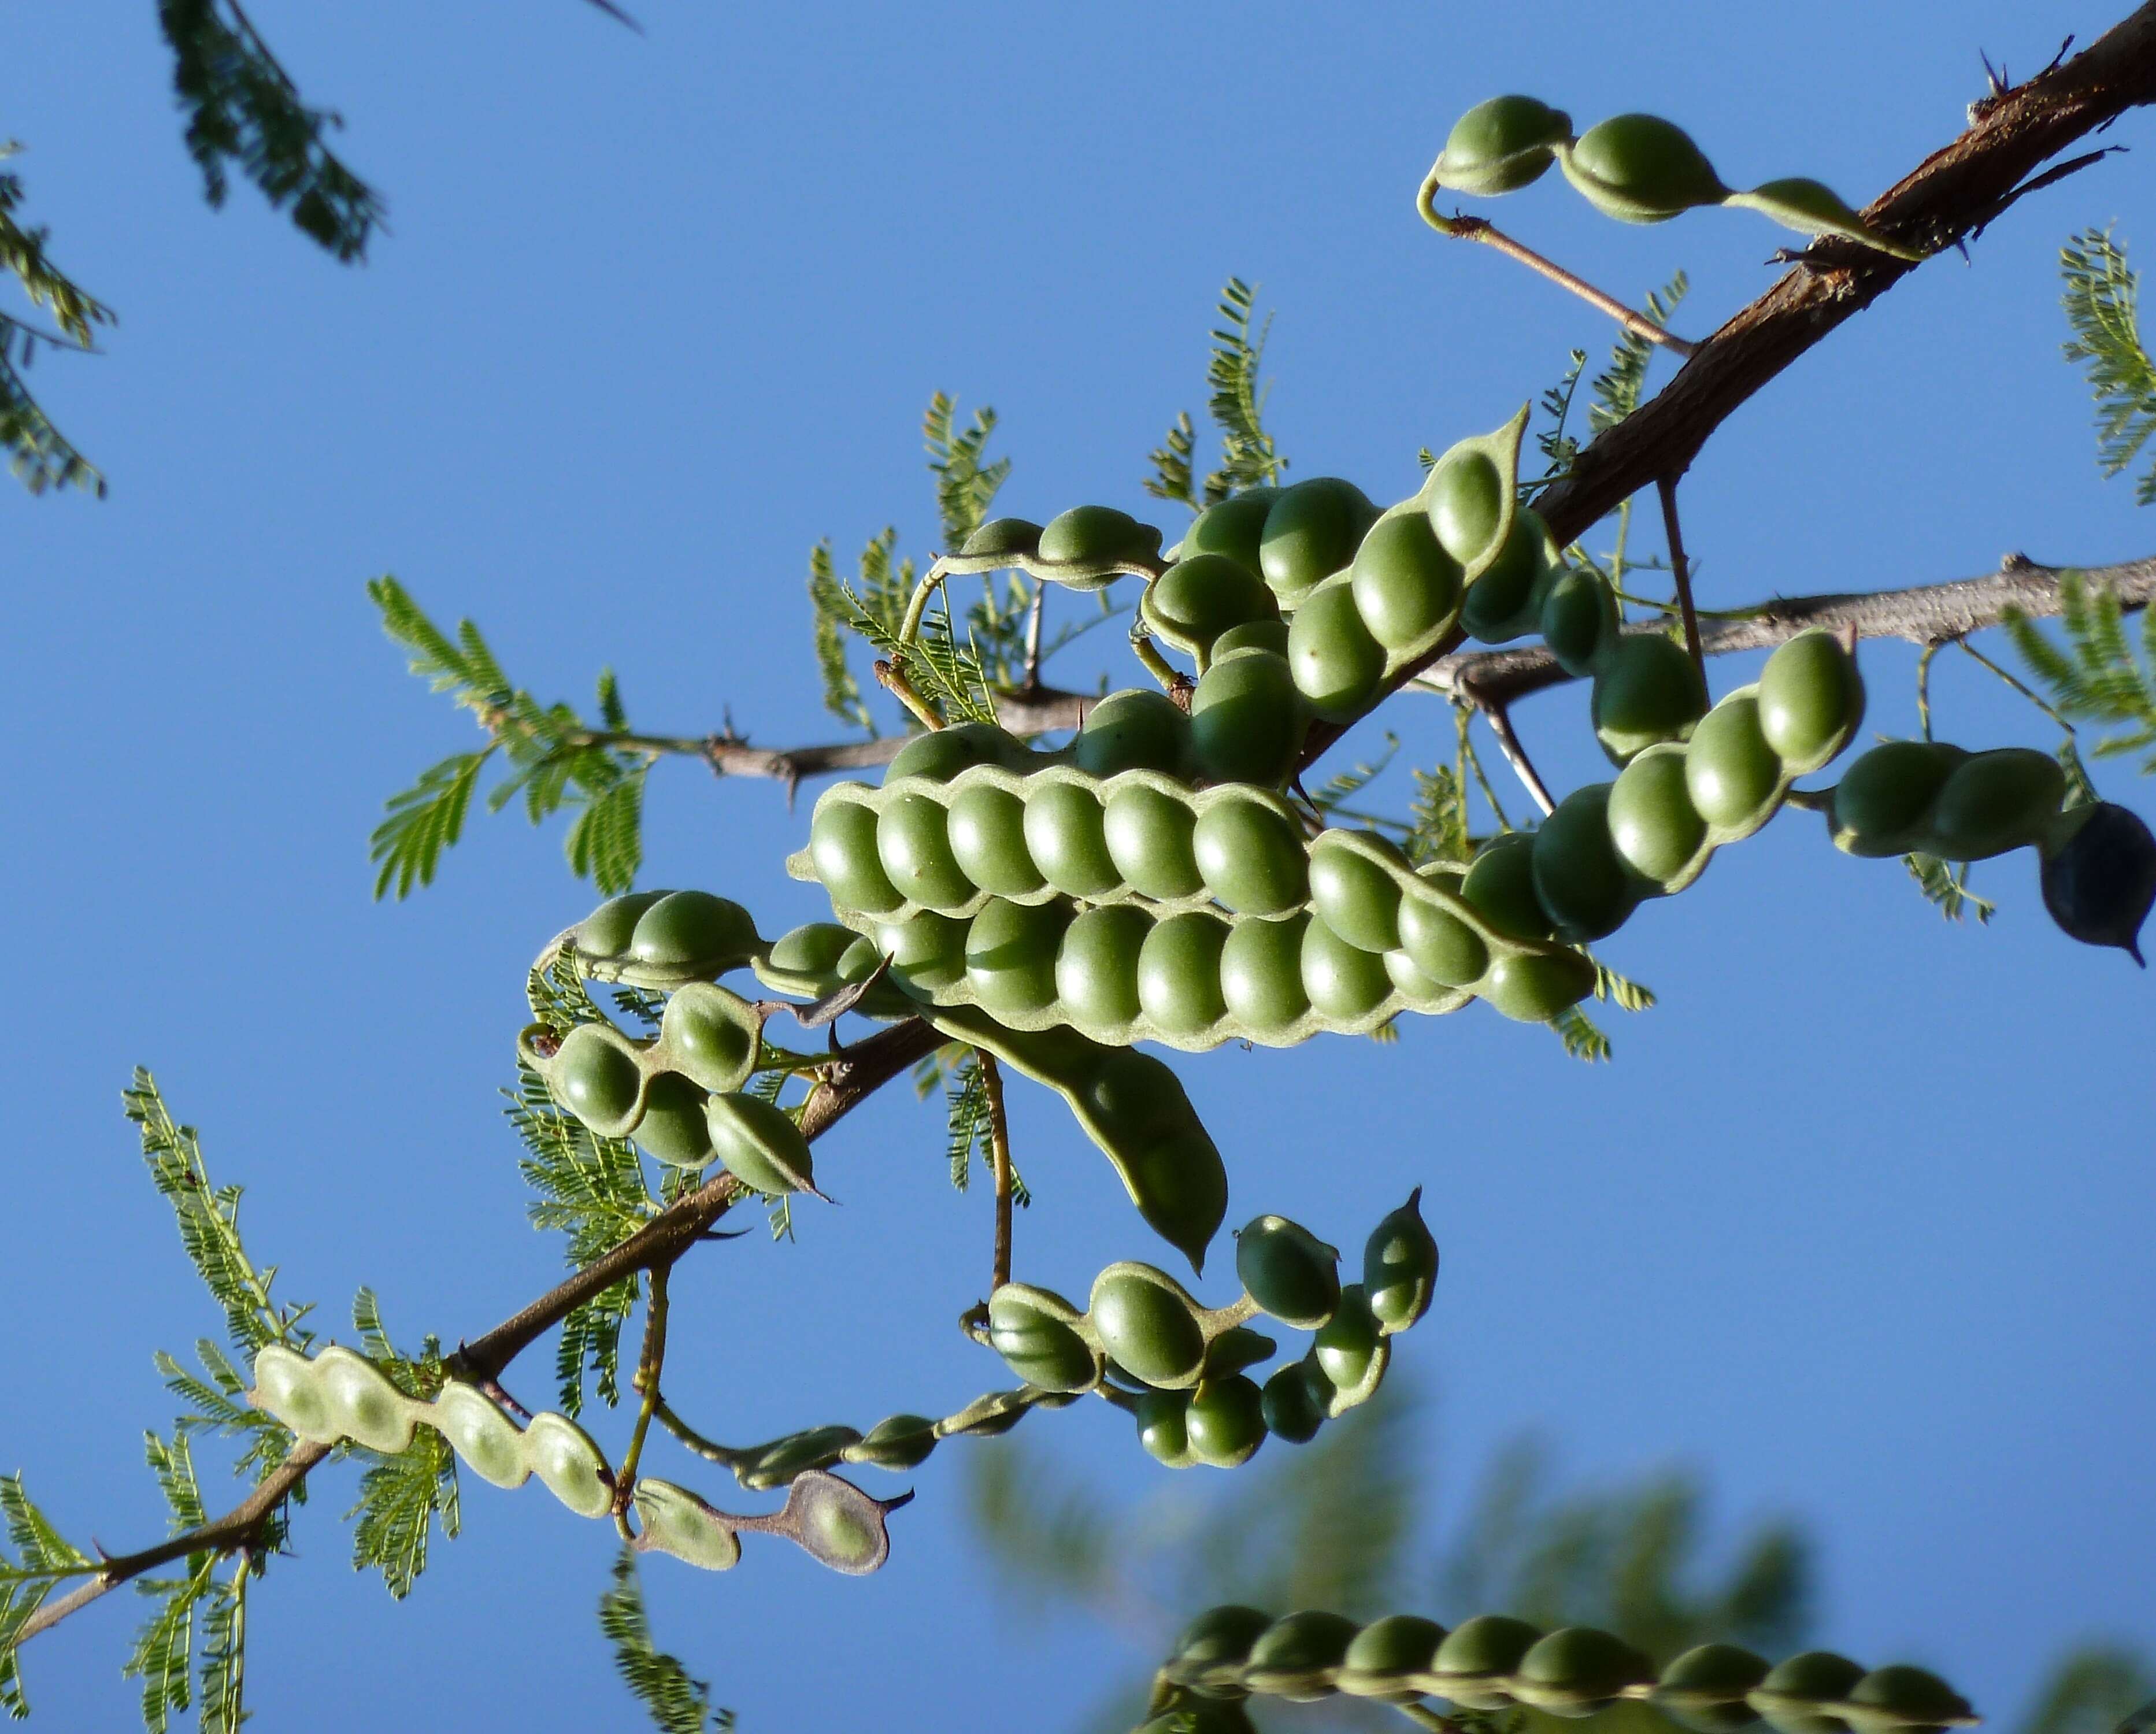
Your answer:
[1413,553,2156,709]
[10,1013,946,1652]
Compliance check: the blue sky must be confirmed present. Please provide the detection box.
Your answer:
[6,2,2153,1728]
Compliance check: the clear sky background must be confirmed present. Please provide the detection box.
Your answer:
[6,2,2153,1728]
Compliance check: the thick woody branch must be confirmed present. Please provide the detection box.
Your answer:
[1418,553,2156,708]
[1534,5,2156,547]
[11,1013,945,1651]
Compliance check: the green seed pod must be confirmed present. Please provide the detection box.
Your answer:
[877,792,976,911]
[1339,1613,1449,1703]
[1191,789,1310,915]
[1091,1261,1209,1388]
[760,920,859,989]
[1260,477,1379,606]
[1364,1187,1439,1334]
[987,1283,1102,1394]
[884,721,1024,783]
[1313,1283,1387,1412]
[1514,1626,1658,1717]
[1829,742,1963,857]
[1433,1614,1545,1709]
[1186,1375,1267,1469]
[1531,784,1640,943]
[629,890,758,969]
[1145,553,1281,661]
[1236,1214,1342,1329]
[947,781,1044,897]
[1138,910,1232,1038]
[1259,1360,1329,1444]
[842,1413,940,1471]
[1136,1388,1196,1468]
[1463,832,1556,939]
[434,1381,528,1488]
[875,910,968,994]
[736,1424,862,1490]
[1540,565,1620,677]
[1594,632,1709,764]
[1429,457,1509,573]
[1722,178,1922,260]
[1350,512,1465,651]
[1685,694,1783,832]
[964,897,1070,1022]
[524,1411,615,1518]
[1201,1325,1280,1380]
[658,982,759,1094]
[1190,647,1309,787]
[2042,801,2156,962]
[704,1091,818,1197]
[1482,950,1596,1024]
[1750,1651,1869,1734]
[1218,913,1315,1038]
[810,795,906,915]
[1055,905,1149,1029]
[1104,783,1205,899]
[1166,1603,1275,1695]
[1287,580,1390,722]
[957,516,1042,565]
[1433,94,1573,195]
[1038,504,1162,568]
[632,1480,743,1572]
[1245,1610,1362,1702]
[1075,688,1192,778]
[1843,1666,1976,1734]
[1928,748,2065,859]
[1024,779,1123,898]
[1655,1643,1775,1734]
[1561,113,1728,223]
[546,1021,648,1135]
[1397,882,1490,987]
[1301,915,1395,1021]
[1609,744,1709,888]
[576,890,667,958]
[1211,617,1291,659]
[777,1470,907,1575]
[1461,506,1559,642]
[1758,631,1865,770]
[1309,832,1409,952]
[314,1347,417,1455]
[1181,492,1279,574]
[1384,945,1467,1014]
[635,1073,716,1168]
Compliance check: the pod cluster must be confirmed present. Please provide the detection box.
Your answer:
[1461,631,1867,946]
[1149,1603,1978,1731]
[990,1192,1438,1470]
[559,886,768,990]
[1425,94,1922,258]
[247,1346,905,1574]
[1826,741,2156,961]
[520,1010,821,1198]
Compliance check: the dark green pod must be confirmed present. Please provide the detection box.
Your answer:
[1236,1214,1342,1329]
[2042,801,2156,962]
[1758,631,1864,769]
[1531,783,1640,943]
[1540,565,1620,677]
[1462,832,1555,939]
[1843,1666,1976,1734]
[1243,1610,1361,1702]
[1190,647,1308,788]
[957,516,1042,564]
[1166,1603,1275,1695]
[1830,742,1962,858]
[1339,1613,1449,1702]
[628,890,759,970]
[736,1424,862,1490]
[1480,949,1596,1023]
[1201,1325,1280,1380]
[1460,507,1557,642]
[1180,491,1279,574]
[844,1413,940,1471]
[1038,504,1161,567]
[1364,1187,1439,1335]
[635,1073,716,1169]
[575,890,668,958]
[704,1091,818,1197]
[1593,632,1709,764]
[1562,113,1727,223]
[1751,1651,1869,1734]
[1928,749,2064,860]
[1287,580,1389,722]
[1350,512,1464,651]
[1433,1613,1544,1709]
[1656,1643,1773,1734]
[1259,1360,1329,1444]
[884,721,1024,783]
[1434,94,1573,195]
[1513,1626,1658,1717]
[1186,1375,1267,1468]
[987,1284,1101,1394]
[1145,553,1281,659]
[1136,1388,1195,1469]
[1075,688,1192,778]
[1313,1283,1387,1411]
[1091,1262,1209,1388]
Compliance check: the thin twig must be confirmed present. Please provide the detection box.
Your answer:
[1657,475,1706,689]
[1418,197,1699,357]
[1957,636,2080,731]
[874,658,945,731]
[979,1054,1014,1293]
[1470,693,1557,816]
[1022,579,1047,687]
[1917,639,1944,739]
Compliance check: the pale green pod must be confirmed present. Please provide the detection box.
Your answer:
[633,1480,744,1571]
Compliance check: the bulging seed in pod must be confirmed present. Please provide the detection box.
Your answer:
[1185,1375,1267,1468]
[884,721,1024,783]
[1758,631,1863,768]
[1075,688,1192,777]
[1103,782,1203,901]
[635,1073,716,1169]
[1313,1283,1387,1409]
[704,1091,820,1198]
[1136,1388,1195,1468]
[964,897,1069,1021]
[1261,477,1379,605]
[629,890,757,968]
[1218,913,1313,1039]
[1364,1187,1439,1333]
[1259,1360,1329,1443]
[1090,1262,1208,1388]
[1235,1214,1342,1329]
[1350,512,1464,650]
[1287,581,1388,721]
[875,910,968,994]
[1055,904,1149,1030]
[987,1284,1100,1393]
[1180,491,1278,573]
[1513,1626,1658,1717]
[1308,836,1409,953]
[1562,112,1727,222]
[1434,94,1572,195]
[549,1022,646,1132]
[1531,784,1639,943]
[1434,1614,1545,1708]
[1138,910,1232,1038]
[1038,504,1159,566]
[1609,746,1707,888]
[1190,648,1307,787]
[575,890,667,958]
[1339,1613,1449,1702]
[1843,1666,1976,1734]
[1192,790,1308,915]
[1684,695,1782,832]
[1166,1603,1276,1694]
[1928,749,2065,861]
[660,982,758,1092]
[958,516,1042,563]
[876,792,975,910]
[1593,632,1709,764]
[1301,915,1394,1022]
[946,781,1043,898]
[1655,1643,1775,1734]
[1750,1650,1869,1734]
[1244,1610,1362,1701]
[2042,801,2156,962]
[1024,780,1122,899]
[1145,553,1280,657]
[809,796,905,914]
[1829,742,1963,857]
